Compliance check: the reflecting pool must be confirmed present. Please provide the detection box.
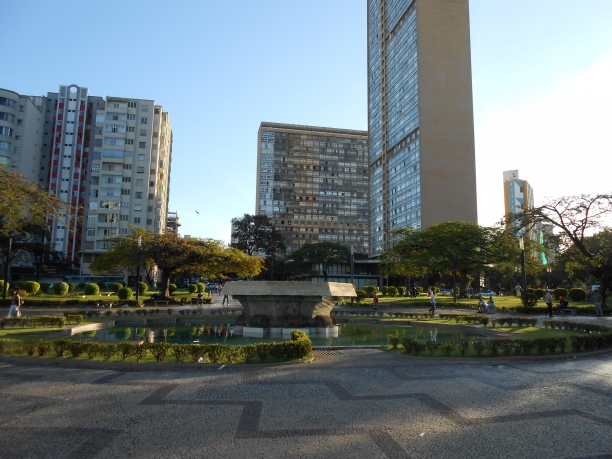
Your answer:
[79,322,482,347]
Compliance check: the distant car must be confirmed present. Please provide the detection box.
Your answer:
[439,289,452,295]
[207,283,217,291]
[479,290,497,296]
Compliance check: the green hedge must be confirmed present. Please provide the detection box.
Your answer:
[0,329,312,364]
[0,316,66,329]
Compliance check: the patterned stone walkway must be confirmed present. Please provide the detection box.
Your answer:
[1,349,611,458]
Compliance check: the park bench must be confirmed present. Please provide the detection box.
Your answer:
[559,308,578,316]
[154,300,170,306]
[191,298,203,305]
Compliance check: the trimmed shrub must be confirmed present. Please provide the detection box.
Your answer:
[188,283,198,294]
[553,288,569,300]
[387,286,398,297]
[196,282,206,293]
[138,282,148,294]
[109,283,122,293]
[430,286,440,294]
[39,282,50,293]
[397,286,407,297]
[78,282,86,290]
[525,293,538,306]
[256,343,270,362]
[117,287,133,300]
[84,283,100,295]
[68,282,77,292]
[53,282,69,295]
[426,340,438,356]
[380,286,389,296]
[440,342,456,356]
[355,290,367,303]
[0,280,9,294]
[388,334,400,349]
[363,286,377,295]
[534,288,546,299]
[569,288,587,302]
[169,283,178,294]
[242,344,256,363]
[21,281,40,294]
[149,343,171,362]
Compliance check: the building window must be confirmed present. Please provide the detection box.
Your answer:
[128,102,137,108]
[105,124,126,133]
[134,205,142,211]
[127,114,136,120]
[138,154,145,161]
[127,126,135,132]
[0,112,16,123]
[136,179,143,186]
[13,147,20,154]
[141,105,149,112]
[123,164,132,170]
[104,138,125,146]
[121,189,131,196]
[139,142,146,149]
[121,201,130,208]
[92,163,101,172]
[86,228,95,236]
[120,215,129,221]
[135,192,143,199]
[140,129,147,136]
[140,117,148,124]
[147,219,153,225]
[147,206,153,212]
[134,217,141,224]
[0,97,17,108]
[125,139,134,145]
[0,141,12,151]
[137,167,144,173]
[0,127,14,137]
[106,112,127,121]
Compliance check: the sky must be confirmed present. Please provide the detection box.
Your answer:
[3,0,611,243]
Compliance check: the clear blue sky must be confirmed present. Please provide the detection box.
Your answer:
[4,1,612,242]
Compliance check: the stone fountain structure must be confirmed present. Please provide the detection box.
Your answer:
[221,281,356,338]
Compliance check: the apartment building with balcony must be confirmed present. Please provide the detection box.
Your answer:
[79,94,172,274]
[0,88,46,182]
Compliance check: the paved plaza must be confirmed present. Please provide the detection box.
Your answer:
[1,349,611,459]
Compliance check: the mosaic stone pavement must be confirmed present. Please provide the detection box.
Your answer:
[1,349,611,459]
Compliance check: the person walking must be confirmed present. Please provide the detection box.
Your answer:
[373,295,379,310]
[593,289,604,317]
[543,289,553,318]
[515,283,522,298]
[6,289,22,318]
[222,294,229,306]
[428,291,436,314]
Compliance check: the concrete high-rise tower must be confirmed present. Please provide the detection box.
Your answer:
[367,0,478,256]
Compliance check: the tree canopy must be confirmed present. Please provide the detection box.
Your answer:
[381,221,541,295]
[91,230,265,298]
[231,214,286,256]
[288,242,350,281]
[508,193,612,299]
[0,165,73,238]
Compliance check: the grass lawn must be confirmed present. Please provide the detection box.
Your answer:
[0,327,64,341]
[14,288,203,305]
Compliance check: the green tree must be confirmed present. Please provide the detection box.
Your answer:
[231,214,286,256]
[509,194,612,302]
[381,222,537,297]
[288,242,350,281]
[91,231,264,299]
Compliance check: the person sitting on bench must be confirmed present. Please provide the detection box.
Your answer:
[477,295,486,313]
[485,296,495,313]
[555,297,569,315]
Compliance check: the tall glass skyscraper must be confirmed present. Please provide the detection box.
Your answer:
[367,0,478,256]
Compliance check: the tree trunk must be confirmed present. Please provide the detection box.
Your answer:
[160,268,172,299]
[323,269,328,281]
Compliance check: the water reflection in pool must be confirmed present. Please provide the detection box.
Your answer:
[85,323,482,347]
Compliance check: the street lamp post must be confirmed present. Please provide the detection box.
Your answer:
[519,237,527,306]
[350,245,354,305]
[135,235,142,303]
[546,266,552,289]
[452,251,458,303]
[2,238,12,300]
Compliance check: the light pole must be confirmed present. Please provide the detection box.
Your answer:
[519,237,527,306]
[135,235,142,303]
[546,266,552,289]
[2,238,12,300]
[350,245,354,305]
[452,251,457,303]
